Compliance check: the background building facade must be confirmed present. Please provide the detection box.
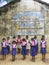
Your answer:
[0,0,49,52]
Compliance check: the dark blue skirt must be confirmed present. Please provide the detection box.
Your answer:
[1,47,7,55]
[21,46,27,56]
[12,48,17,56]
[40,48,46,54]
[35,44,38,52]
[7,45,10,53]
[30,46,36,56]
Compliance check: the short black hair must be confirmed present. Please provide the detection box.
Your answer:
[12,41,17,44]
[26,35,28,39]
[31,38,34,41]
[13,36,16,39]
[7,37,10,39]
[41,38,44,41]
[2,38,6,41]
[18,35,20,38]
[22,38,26,41]
[34,35,37,39]
[42,35,45,38]
[41,35,45,40]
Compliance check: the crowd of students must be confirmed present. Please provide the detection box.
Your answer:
[0,35,47,62]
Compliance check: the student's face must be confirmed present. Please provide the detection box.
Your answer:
[3,40,6,42]
[31,39,34,41]
[13,42,16,44]
[18,37,20,38]
[42,39,44,42]
[7,38,10,40]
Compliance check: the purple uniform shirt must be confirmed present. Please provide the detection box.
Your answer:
[40,41,46,48]
[2,42,6,47]
[12,44,16,48]
[22,41,27,46]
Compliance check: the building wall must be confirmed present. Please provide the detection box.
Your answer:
[0,0,49,52]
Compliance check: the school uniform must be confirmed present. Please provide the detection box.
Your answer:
[34,39,38,53]
[40,41,46,54]
[1,42,7,55]
[13,39,17,48]
[6,40,10,54]
[21,41,27,56]
[30,41,36,56]
[12,44,17,56]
